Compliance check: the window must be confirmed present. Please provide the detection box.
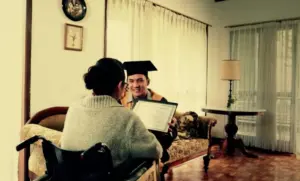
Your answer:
[276,29,293,95]
[276,28,294,141]
[231,27,297,142]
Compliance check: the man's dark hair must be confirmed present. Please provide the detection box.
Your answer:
[83,58,125,95]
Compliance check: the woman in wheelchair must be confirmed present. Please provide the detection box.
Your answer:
[17,58,165,181]
[61,58,163,165]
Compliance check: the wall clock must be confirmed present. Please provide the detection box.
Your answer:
[64,23,84,51]
[62,0,87,21]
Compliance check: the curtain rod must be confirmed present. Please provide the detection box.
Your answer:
[225,16,300,28]
[147,0,212,27]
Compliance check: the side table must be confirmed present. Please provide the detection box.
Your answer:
[202,107,266,158]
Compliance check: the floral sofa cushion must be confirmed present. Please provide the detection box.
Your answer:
[166,111,216,164]
[167,138,209,163]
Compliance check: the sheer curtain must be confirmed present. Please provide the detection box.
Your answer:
[107,0,208,114]
[230,21,300,153]
[107,0,152,61]
[295,23,300,158]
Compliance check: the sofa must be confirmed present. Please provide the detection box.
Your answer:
[21,106,217,180]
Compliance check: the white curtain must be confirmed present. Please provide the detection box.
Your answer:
[230,21,300,153]
[107,0,208,114]
[107,0,152,61]
[295,23,300,158]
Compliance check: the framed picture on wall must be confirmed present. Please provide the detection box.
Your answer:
[64,23,83,51]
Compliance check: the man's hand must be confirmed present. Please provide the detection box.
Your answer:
[159,160,164,172]
[167,117,178,138]
[168,117,177,131]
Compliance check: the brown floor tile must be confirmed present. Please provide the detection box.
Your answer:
[165,148,300,181]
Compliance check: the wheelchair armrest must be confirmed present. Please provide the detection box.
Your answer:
[113,159,156,180]
[127,160,153,177]
[16,135,50,151]
[126,160,159,181]
[16,135,40,151]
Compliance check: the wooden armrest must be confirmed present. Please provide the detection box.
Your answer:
[198,116,217,127]
[175,111,217,126]
[197,116,217,146]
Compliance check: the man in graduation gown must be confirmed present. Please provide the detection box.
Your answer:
[120,60,178,163]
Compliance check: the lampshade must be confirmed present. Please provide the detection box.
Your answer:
[220,59,241,80]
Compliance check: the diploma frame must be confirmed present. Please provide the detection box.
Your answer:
[132,99,178,133]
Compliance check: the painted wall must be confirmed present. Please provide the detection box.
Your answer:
[0,1,25,181]
[30,0,105,115]
[215,0,300,26]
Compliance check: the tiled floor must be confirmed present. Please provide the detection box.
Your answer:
[165,148,300,181]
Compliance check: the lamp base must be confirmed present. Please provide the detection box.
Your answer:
[226,80,234,109]
[227,102,232,109]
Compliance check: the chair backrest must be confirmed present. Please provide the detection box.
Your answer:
[28,106,68,131]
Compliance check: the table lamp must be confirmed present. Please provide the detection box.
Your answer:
[220,60,241,108]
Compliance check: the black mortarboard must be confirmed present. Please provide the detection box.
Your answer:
[123,60,157,76]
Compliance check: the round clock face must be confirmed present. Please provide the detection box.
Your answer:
[62,0,87,21]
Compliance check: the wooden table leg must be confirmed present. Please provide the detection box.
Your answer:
[224,114,238,155]
[223,113,258,158]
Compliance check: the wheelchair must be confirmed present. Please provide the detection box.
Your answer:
[16,135,161,181]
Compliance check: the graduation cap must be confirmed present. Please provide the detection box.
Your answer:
[123,60,157,76]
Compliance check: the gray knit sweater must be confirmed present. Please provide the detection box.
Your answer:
[61,95,163,167]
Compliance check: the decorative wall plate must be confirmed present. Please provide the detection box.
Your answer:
[62,0,87,21]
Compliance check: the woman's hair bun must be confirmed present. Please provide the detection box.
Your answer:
[83,58,125,95]
[84,66,99,90]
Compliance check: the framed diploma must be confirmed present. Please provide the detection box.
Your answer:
[132,100,178,133]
